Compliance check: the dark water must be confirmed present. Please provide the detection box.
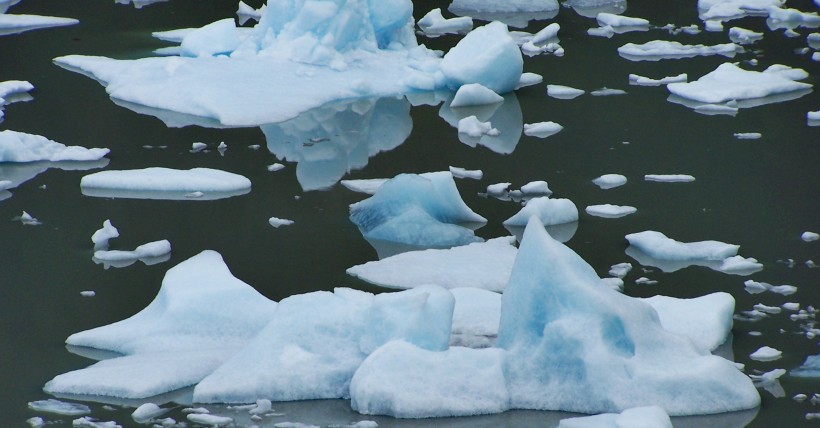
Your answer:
[1,0,818,426]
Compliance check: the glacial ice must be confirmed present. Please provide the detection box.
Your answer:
[515,72,543,89]
[0,12,78,36]
[347,237,517,292]
[667,63,812,106]
[585,204,636,218]
[547,84,585,99]
[593,174,627,189]
[450,83,503,107]
[698,0,783,22]
[131,403,165,422]
[523,121,563,138]
[0,130,109,162]
[448,166,482,180]
[80,167,251,200]
[268,217,294,228]
[590,87,626,96]
[349,172,486,247]
[236,1,264,25]
[618,40,738,61]
[791,355,820,377]
[803,231,820,242]
[457,115,500,138]
[44,251,278,398]
[717,255,763,275]
[180,18,242,57]
[729,27,763,44]
[520,180,552,195]
[28,399,90,416]
[417,8,472,36]
[94,239,171,264]
[557,406,672,428]
[440,21,523,94]
[767,5,820,28]
[625,231,739,261]
[498,218,759,415]
[193,286,455,403]
[503,196,579,227]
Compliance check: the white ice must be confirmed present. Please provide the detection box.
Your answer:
[347,237,517,292]
[0,130,109,162]
[71,416,120,428]
[341,179,389,195]
[193,285,455,403]
[0,13,78,36]
[268,217,294,228]
[28,399,90,416]
[645,174,695,182]
[642,293,734,352]
[743,280,797,295]
[80,167,251,200]
[236,1,265,25]
[450,83,503,107]
[590,87,626,96]
[625,230,739,261]
[417,8,472,36]
[448,166,482,180]
[180,18,242,57]
[91,219,120,250]
[628,73,687,86]
[767,6,820,28]
[717,255,763,275]
[729,27,763,44]
[503,196,579,227]
[596,12,649,27]
[803,231,820,242]
[523,121,563,138]
[457,115,500,137]
[45,251,277,398]
[515,72,542,89]
[585,204,636,218]
[0,79,33,121]
[520,180,551,195]
[667,63,812,106]
[547,84,585,99]
[187,414,233,426]
[734,132,762,139]
[348,172,486,247]
[698,0,783,22]
[618,40,738,61]
[609,262,632,278]
[749,346,782,361]
[557,406,672,428]
[440,21,523,94]
[132,403,166,422]
[449,0,559,14]
[450,287,502,348]
[593,174,627,189]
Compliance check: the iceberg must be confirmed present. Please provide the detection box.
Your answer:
[193,286,454,403]
[44,251,278,398]
[698,0,783,22]
[618,40,738,61]
[80,167,251,200]
[498,218,759,415]
[503,196,579,226]
[349,172,486,247]
[0,130,109,162]
[729,27,763,44]
[625,231,739,261]
[791,355,820,377]
[347,237,517,292]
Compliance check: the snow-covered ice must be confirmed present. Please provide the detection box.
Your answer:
[80,167,251,200]
[557,406,672,428]
[0,130,109,162]
[503,197,579,227]
[628,73,687,86]
[28,399,90,416]
[91,220,119,250]
[179,18,242,58]
[0,13,78,36]
[749,346,782,361]
[618,40,738,61]
[349,172,486,247]
[593,174,627,189]
[0,80,33,121]
[596,12,650,28]
[450,83,503,107]
[457,115,500,138]
[547,84,585,99]
[523,121,563,138]
[417,8,472,36]
[729,27,763,44]
[268,217,294,228]
[347,237,517,292]
[448,166,482,180]
[626,231,739,261]
[585,204,636,218]
[645,174,695,182]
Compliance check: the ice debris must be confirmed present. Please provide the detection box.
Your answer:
[628,73,687,86]
[749,346,782,361]
[28,399,91,416]
[417,8,472,36]
[448,166,482,180]
[547,84,585,99]
[626,231,739,261]
[593,174,627,189]
[523,121,563,138]
[645,174,695,182]
[457,115,500,137]
[91,219,120,250]
[268,217,294,228]
[801,231,819,242]
[729,27,763,44]
[450,83,503,107]
[0,11,78,36]
[618,40,738,61]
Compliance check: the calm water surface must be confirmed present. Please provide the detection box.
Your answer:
[1,0,818,426]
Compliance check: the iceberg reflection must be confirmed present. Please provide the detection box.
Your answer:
[440,93,523,155]
[262,96,412,191]
[0,159,109,201]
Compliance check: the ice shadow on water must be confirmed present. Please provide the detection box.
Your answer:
[81,187,250,201]
[667,88,813,115]
[439,92,523,155]
[262,96,413,192]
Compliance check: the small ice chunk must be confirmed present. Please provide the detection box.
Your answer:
[187,413,233,426]
[645,174,695,182]
[718,255,763,274]
[753,304,781,314]
[217,141,227,151]
[557,405,672,428]
[418,8,473,36]
[515,72,543,89]
[590,87,626,96]
[80,291,96,297]
[625,230,739,261]
[26,417,44,428]
[531,23,560,44]
[609,262,632,278]
[132,403,165,422]
[503,197,579,226]
[94,239,171,262]
[596,12,650,27]
[619,40,738,61]
[744,280,797,295]
[236,1,265,25]
[28,399,90,416]
[457,116,500,137]
[268,217,294,228]
[248,399,272,415]
[486,182,511,195]
[449,166,483,180]
[547,84,585,99]
[729,27,763,44]
[19,211,42,226]
[628,73,687,86]
[667,63,811,105]
[734,132,762,139]
[267,163,285,172]
[0,14,79,36]
[92,220,120,249]
[782,302,800,311]
[750,346,782,362]
[519,180,551,195]
[592,174,627,189]
[585,204,637,218]
[450,83,504,107]
[191,142,207,152]
[587,25,615,38]
[71,416,120,427]
[767,5,820,26]
[635,276,658,285]
[801,231,819,242]
[523,121,563,138]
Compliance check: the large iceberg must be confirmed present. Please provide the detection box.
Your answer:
[349,172,487,247]
[54,0,524,127]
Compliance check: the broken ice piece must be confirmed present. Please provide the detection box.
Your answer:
[749,346,782,362]
[734,132,762,139]
[132,403,166,422]
[519,180,551,195]
[18,211,41,225]
[449,166,483,180]
[191,142,207,152]
[645,174,695,182]
[457,116,499,138]
[28,399,90,416]
[802,231,819,242]
[609,262,632,278]
[92,219,119,250]
[635,277,658,285]
[269,217,294,228]
[547,84,584,99]
[592,174,627,189]
[80,291,95,297]
[523,121,563,138]
[590,87,626,96]
[267,163,285,172]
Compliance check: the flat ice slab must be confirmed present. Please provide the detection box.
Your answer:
[0,13,78,36]
[593,174,627,189]
[0,130,109,162]
[618,40,738,61]
[625,230,739,261]
[80,167,251,200]
[547,84,585,99]
[523,121,563,138]
[585,204,636,218]
[347,237,517,292]
[667,63,811,105]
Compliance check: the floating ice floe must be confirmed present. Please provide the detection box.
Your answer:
[268,217,294,228]
[523,121,563,138]
[0,12,78,36]
[698,0,783,22]
[503,196,579,227]
[645,174,695,182]
[743,280,797,295]
[729,27,763,44]
[557,405,672,428]
[449,0,559,14]
[791,355,820,377]
[667,63,812,111]
[80,167,251,200]
[802,231,820,242]
[609,262,632,278]
[16,210,41,225]
[517,23,563,57]
[515,72,542,89]
[597,12,650,27]
[717,255,763,275]
[91,220,120,250]
[28,399,90,416]
[749,368,786,397]
[0,80,33,121]
[0,130,109,162]
[448,166,483,180]
[585,204,637,218]
[440,92,523,154]
[593,174,627,189]
[767,5,820,29]
[520,180,551,195]
[349,172,486,247]
[749,346,782,362]
[628,73,687,86]
[55,1,523,127]
[626,231,739,261]
[618,40,739,61]
[457,115,500,137]
[590,87,626,96]
[131,403,166,423]
[734,132,762,139]
[417,8,472,36]
[565,0,627,18]
[547,84,585,99]
[45,251,278,399]
[347,237,517,292]
[809,109,820,126]
[93,240,171,269]
[450,83,503,107]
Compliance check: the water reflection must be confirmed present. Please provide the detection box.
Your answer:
[565,0,628,18]
[363,220,486,259]
[92,252,171,269]
[625,245,760,276]
[439,93,523,155]
[667,88,813,114]
[262,97,412,191]
[80,187,250,201]
[0,159,109,200]
[447,9,559,29]
[505,221,578,244]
